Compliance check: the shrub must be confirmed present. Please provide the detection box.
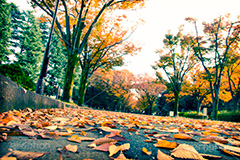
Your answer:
[216,110,240,122]
[179,111,208,119]
[0,63,36,91]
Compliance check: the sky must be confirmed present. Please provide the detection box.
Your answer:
[8,0,240,76]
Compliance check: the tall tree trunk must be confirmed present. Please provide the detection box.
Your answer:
[62,56,77,102]
[78,70,89,105]
[174,92,180,117]
[211,87,220,120]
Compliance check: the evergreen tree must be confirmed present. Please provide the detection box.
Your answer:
[44,32,67,96]
[15,10,43,82]
[0,0,11,64]
[9,3,24,55]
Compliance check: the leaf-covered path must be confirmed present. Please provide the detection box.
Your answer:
[0,107,240,160]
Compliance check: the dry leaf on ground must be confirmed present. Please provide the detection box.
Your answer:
[65,144,78,153]
[200,136,228,144]
[88,138,117,148]
[157,150,174,160]
[94,143,112,152]
[154,140,178,149]
[4,149,49,159]
[171,144,206,160]
[173,133,197,141]
[142,147,152,155]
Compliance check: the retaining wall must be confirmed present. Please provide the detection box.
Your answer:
[0,74,77,112]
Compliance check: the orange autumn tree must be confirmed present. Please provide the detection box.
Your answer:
[186,14,240,120]
[133,73,166,115]
[153,27,197,117]
[30,0,145,103]
[90,69,136,111]
[222,56,240,110]
[182,65,211,114]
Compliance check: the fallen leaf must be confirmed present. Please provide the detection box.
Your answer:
[109,144,120,157]
[65,144,78,153]
[171,144,205,160]
[80,131,87,136]
[200,136,228,144]
[154,140,178,149]
[94,143,112,152]
[173,133,197,141]
[228,139,240,147]
[6,149,49,159]
[127,128,138,132]
[88,138,117,148]
[44,125,58,130]
[68,135,81,143]
[157,150,174,160]
[114,151,128,160]
[219,148,240,158]
[98,127,122,133]
[214,141,240,154]
[142,147,152,155]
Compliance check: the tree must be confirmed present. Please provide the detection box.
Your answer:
[44,32,67,96]
[134,73,166,115]
[0,0,11,64]
[186,14,240,119]
[89,69,135,111]
[223,57,240,110]
[153,28,197,116]
[15,11,44,82]
[9,3,24,56]
[183,66,210,114]
[30,0,145,103]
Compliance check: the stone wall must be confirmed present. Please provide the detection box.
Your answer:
[0,74,77,112]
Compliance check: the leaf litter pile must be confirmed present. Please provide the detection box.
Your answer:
[0,108,240,160]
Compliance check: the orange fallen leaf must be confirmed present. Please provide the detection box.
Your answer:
[80,131,87,136]
[154,140,178,149]
[227,139,240,147]
[157,150,174,160]
[109,145,120,157]
[142,147,152,155]
[171,144,205,160]
[67,135,81,143]
[173,133,197,141]
[127,128,138,132]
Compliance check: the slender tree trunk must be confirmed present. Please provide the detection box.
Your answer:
[174,92,180,117]
[78,69,89,105]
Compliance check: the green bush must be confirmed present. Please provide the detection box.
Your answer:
[179,111,208,119]
[217,110,240,122]
[0,63,36,91]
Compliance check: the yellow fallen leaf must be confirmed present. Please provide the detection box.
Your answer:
[142,147,152,155]
[109,145,120,157]
[67,135,81,143]
[154,140,178,149]
[88,138,117,148]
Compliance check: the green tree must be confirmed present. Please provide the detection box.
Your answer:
[9,3,24,55]
[153,28,197,117]
[44,32,67,96]
[186,15,240,120]
[0,0,11,64]
[15,11,44,82]
[30,0,145,103]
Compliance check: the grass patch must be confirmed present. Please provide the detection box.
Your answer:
[179,111,208,119]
